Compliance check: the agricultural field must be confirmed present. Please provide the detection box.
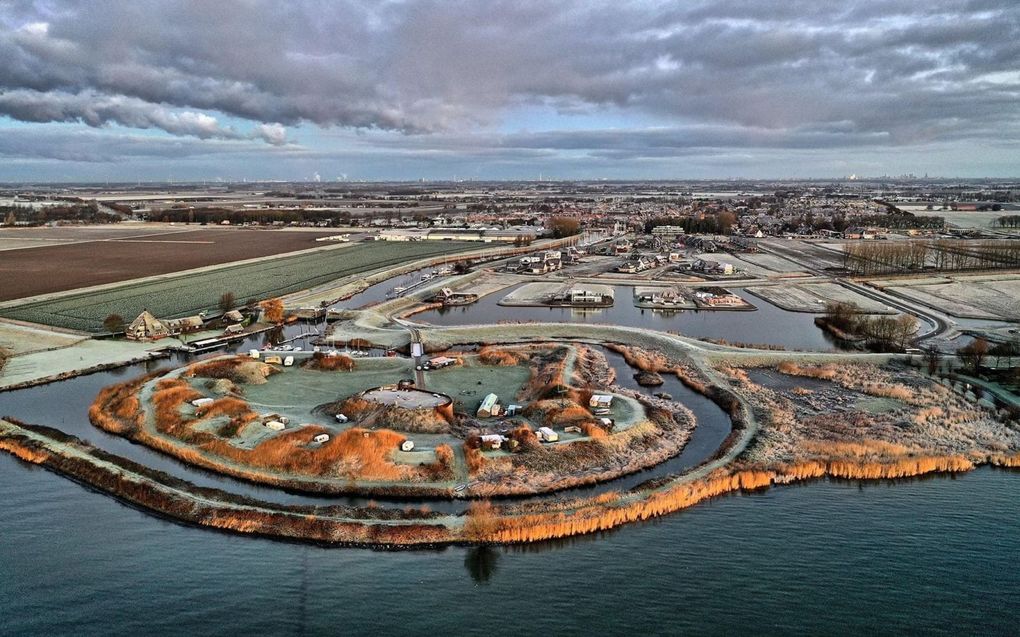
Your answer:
[746,282,896,314]
[0,226,355,301]
[0,241,477,331]
[732,252,808,274]
[882,275,1020,321]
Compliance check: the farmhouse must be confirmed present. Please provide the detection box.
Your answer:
[165,316,204,334]
[126,310,170,341]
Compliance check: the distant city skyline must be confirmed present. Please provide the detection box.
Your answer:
[1,1,1018,181]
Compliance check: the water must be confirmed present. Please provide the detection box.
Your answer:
[414,284,842,351]
[1,454,1016,635]
[331,266,449,310]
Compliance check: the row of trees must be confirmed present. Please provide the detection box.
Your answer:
[994,215,1020,228]
[843,239,1020,275]
[2,202,119,226]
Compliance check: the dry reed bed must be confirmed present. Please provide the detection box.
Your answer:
[720,360,1020,467]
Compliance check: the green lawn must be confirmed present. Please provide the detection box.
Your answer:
[424,358,534,414]
[1,241,476,331]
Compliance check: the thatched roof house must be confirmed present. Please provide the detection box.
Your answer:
[126,310,170,341]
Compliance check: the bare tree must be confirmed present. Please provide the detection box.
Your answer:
[923,344,941,375]
[956,338,989,375]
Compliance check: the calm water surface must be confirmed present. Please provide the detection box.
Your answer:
[414,284,842,351]
[1,456,1016,636]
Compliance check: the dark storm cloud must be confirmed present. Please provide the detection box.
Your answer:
[0,126,283,162]
[0,0,1017,167]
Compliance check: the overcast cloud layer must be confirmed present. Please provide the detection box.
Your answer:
[1,0,1018,180]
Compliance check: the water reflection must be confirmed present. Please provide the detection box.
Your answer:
[464,545,501,584]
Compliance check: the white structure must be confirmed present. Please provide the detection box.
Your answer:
[537,427,559,442]
[264,420,286,431]
[191,397,214,408]
[313,433,330,444]
[400,440,415,452]
[283,356,295,367]
[479,434,505,450]
[589,394,614,409]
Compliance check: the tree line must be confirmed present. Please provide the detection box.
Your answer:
[843,239,1020,274]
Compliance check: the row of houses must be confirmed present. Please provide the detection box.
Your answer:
[377,226,540,243]
[507,250,563,274]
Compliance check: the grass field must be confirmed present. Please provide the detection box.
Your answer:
[1,241,477,331]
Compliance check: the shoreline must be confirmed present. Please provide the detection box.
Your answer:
[3,418,1017,547]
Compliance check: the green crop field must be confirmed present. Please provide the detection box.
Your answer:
[1,241,478,332]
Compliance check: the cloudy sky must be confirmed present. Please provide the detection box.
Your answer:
[1,0,1018,181]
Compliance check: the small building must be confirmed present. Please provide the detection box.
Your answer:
[191,397,214,408]
[400,439,415,452]
[249,349,261,359]
[283,356,295,367]
[425,356,458,369]
[264,355,283,365]
[479,434,505,450]
[477,393,499,418]
[224,324,244,335]
[651,225,686,239]
[537,427,559,443]
[264,420,286,431]
[313,433,330,444]
[589,394,614,409]
[222,310,245,323]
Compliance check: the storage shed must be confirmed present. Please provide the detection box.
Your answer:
[477,393,499,418]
